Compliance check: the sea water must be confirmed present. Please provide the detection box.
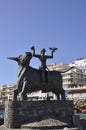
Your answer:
[0,110,4,116]
[75,113,86,119]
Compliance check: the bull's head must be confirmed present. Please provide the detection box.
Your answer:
[7,52,32,66]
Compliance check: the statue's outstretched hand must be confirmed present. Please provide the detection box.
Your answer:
[49,47,58,52]
[31,46,35,50]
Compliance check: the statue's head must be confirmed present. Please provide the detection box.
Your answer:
[40,48,46,55]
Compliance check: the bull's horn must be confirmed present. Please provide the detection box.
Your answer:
[7,57,18,61]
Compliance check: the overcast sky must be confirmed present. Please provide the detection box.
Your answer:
[0,0,86,85]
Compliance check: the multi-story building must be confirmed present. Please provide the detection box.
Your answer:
[0,84,16,103]
[62,67,86,89]
[48,58,86,99]
[0,85,47,102]
[69,58,86,86]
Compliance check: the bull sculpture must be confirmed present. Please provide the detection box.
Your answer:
[8,52,73,101]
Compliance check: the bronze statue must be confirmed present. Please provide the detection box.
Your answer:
[31,46,57,85]
[8,50,68,101]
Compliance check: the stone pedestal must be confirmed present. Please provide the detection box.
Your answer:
[4,100,74,129]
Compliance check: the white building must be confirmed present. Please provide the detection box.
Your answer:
[69,58,86,68]
[48,58,86,99]
[62,67,86,89]
[0,84,16,103]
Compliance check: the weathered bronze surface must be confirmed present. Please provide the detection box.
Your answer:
[31,46,57,84]
[8,48,67,101]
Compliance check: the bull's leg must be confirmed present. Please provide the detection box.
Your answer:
[55,92,60,100]
[20,91,27,101]
[13,89,19,101]
[20,92,27,100]
[61,90,65,100]
[57,93,60,100]
[20,81,28,101]
[52,90,60,100]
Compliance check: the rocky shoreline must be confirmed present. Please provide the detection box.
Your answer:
[73,99,86,113]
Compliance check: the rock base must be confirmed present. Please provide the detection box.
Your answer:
[4,100,74,129]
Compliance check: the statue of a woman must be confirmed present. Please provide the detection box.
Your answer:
[31,46,57,85]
